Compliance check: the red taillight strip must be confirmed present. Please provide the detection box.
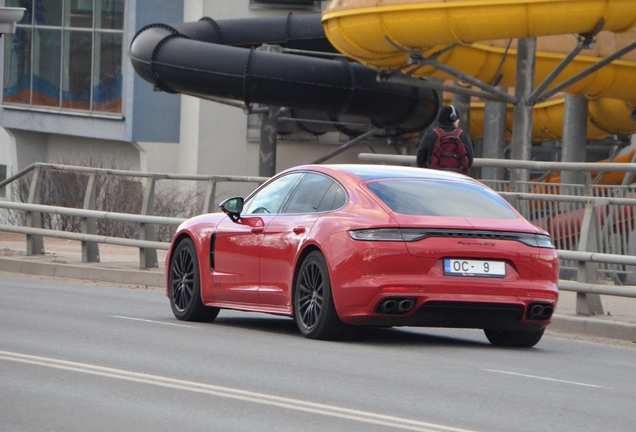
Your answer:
[527,290,558,298]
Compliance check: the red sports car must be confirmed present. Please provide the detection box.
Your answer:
[167,164,559,347]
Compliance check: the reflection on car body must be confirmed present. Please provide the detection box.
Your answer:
[167,165,558,347]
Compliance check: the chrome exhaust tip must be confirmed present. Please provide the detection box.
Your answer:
[527,303,554,320]
[375,297,416,315]
[398,299,415,313]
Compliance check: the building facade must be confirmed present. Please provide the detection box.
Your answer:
[0,0,358,197]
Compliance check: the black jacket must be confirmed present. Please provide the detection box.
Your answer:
[416,124,474,169]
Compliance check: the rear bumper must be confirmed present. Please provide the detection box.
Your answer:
[327,233,558,330]
[345,299,552,331]
[334,278,558,331]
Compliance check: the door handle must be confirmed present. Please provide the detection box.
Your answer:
[293,227,306,235]
[251,227,264,234]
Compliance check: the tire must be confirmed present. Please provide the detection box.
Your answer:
[484,328,545,348]
[169,238,220,322]
[293,251,349,340]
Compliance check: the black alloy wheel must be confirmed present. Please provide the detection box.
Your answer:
[170,238,219,322]
[294,250,349,340]
[484,327,545,348]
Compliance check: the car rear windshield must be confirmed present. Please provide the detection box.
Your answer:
[366,180,518,219]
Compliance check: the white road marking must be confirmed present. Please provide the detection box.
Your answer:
[112,315,196,328]
[0,350,475,432]
[485,369,605,388]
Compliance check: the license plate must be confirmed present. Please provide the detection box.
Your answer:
[444,259,506,277]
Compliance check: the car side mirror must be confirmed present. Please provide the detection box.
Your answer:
[219,197,244,222]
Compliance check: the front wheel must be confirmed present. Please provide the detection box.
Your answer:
[169,238,219,322]
[484,328,545,348]
[293,251,348,340]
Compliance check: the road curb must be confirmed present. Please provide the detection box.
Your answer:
[550,314,636,342]
[0,257,164,287]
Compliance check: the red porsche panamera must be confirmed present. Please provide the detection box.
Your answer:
[167,165,559,347]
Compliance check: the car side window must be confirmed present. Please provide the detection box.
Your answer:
[243,173,304,215]
[284,173,346,213]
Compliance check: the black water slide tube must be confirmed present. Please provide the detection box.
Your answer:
[129,13,439,136]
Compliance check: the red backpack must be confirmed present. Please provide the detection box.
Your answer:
[428,127,470,174]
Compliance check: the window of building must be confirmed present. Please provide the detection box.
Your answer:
[249,0,322,11]
[3,0,125,116]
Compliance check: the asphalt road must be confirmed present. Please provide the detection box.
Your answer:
[1,275,636,432]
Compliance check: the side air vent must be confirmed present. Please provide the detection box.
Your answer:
[210,234,216,272]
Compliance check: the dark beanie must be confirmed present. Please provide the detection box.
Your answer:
[438,105,457,125]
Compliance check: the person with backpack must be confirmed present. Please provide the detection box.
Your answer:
[416,105,474,175]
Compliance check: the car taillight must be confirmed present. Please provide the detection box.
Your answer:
[348,229,555,248]
[516,234,555,249]
[348,228,404,241]
[348,228,431,242]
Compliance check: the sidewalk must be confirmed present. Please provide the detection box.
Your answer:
[1,232,635,342]
[0,232,165,288]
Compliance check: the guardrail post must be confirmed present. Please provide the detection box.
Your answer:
[25,166,44,255]
[575,201,604,315]
[81,171,100,263]
[202,178,217,214]
[139,176,158,268]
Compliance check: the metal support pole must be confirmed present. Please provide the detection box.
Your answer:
[202,178,218,214]
[482,88,508,181]
[576,202,604,316]
[510,38,536,192]
[453,89,479,176]
[26,166,44,255]
[452,89,471,135]
[259,106,280,177]
[561,94,589,187]
[312,128,381,164]
[469,139,483,179]
[139,177,158,268]
[383,74,512,103]
[526,38,590,105]
[534,38,636,104]
[419,58,518,104]
[81,171,100,263]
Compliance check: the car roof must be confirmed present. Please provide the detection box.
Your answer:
[289,164,479,183]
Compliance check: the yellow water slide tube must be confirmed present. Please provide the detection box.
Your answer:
[322,0,636,139]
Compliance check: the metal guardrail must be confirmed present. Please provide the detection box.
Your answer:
[357,154,636,173]
[0,162,268,268]
[0,224,169,250]
[499,192,636,206]
[0,162,269,189]
[0,201,185,226]
[0,201,186,250]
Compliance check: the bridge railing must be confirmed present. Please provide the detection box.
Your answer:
[0,163,267,268]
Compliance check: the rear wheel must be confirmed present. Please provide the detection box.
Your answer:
[169,238,219,322]
[484,328,545,348]
[294,251,348,340]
